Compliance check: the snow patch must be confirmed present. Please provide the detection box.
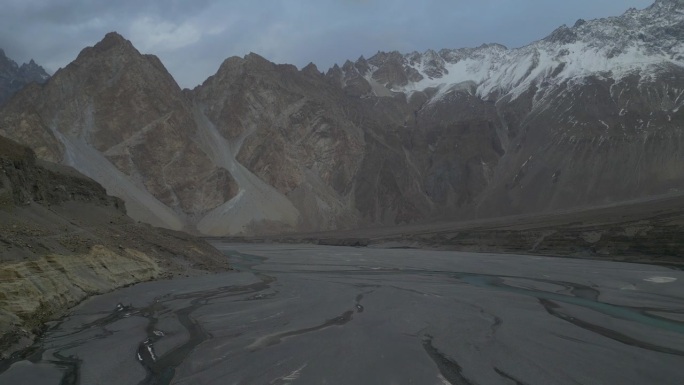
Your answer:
[366,5,684,103]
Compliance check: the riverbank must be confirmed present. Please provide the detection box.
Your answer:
[0,205,232,360]
[0,136,230,359]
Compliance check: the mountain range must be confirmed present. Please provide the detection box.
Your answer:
[0,0,682,236]
[0,49,49,106]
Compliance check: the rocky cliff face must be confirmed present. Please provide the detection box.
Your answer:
[0,49,49,107]
[192,55,364,234]
[0,1,682,235]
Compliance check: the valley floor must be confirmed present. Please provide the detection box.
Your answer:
[242,193,684,268]
[1,243,682,384]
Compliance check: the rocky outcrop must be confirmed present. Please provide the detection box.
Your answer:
[0,135,229,359]
[0,247,159,357]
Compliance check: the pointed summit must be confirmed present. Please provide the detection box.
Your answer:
[97,31,130,48]
[545,24,578,44]
[326,63,343,79]
[342,59,356,73]
[75,32,138,62]
[355,56,370,75]
[242,52,275,71]
[18,59,49,83]
[244,52,271,64]
[301,62,321,76]
[62,32,181,92]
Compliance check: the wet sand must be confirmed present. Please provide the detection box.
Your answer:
[2,243,683,384]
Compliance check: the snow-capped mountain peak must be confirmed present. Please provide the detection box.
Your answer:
[333,1,684,103]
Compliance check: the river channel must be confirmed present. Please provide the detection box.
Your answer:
[1,243,683,384]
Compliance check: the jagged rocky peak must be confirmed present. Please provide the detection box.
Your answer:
[355,56,370,75]
[243,52,275,69]
[0,48,49,105]
[367,50,405,66]
[212,53,299,80]
[333,58,372,96]
[197,56,245,89]
[59,31,184,106]
[301,62,321,76]
[420,49,448,79]
[545,25,578,44]
[66,31,180,87]
[96,31,131,49]
[437,44,507,64]
[16,59,49,86]
[326,63,343,79]
[19,59,44,74]
[364,50,418,88]
[75,31,137,61]
[217,56,246,73]
[325,0,684,101]
[333,44,513,90]
[1,54,49,83]
[68,33,180,92]
[574,18,587,28]
[341,59,356,73]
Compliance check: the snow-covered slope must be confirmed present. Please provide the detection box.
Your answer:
[337,0,684,105]
[325,0,684,218]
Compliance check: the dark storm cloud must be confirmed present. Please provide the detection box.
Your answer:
[0,0,653,88]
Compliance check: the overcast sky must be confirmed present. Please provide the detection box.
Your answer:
[1,0,653,88]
